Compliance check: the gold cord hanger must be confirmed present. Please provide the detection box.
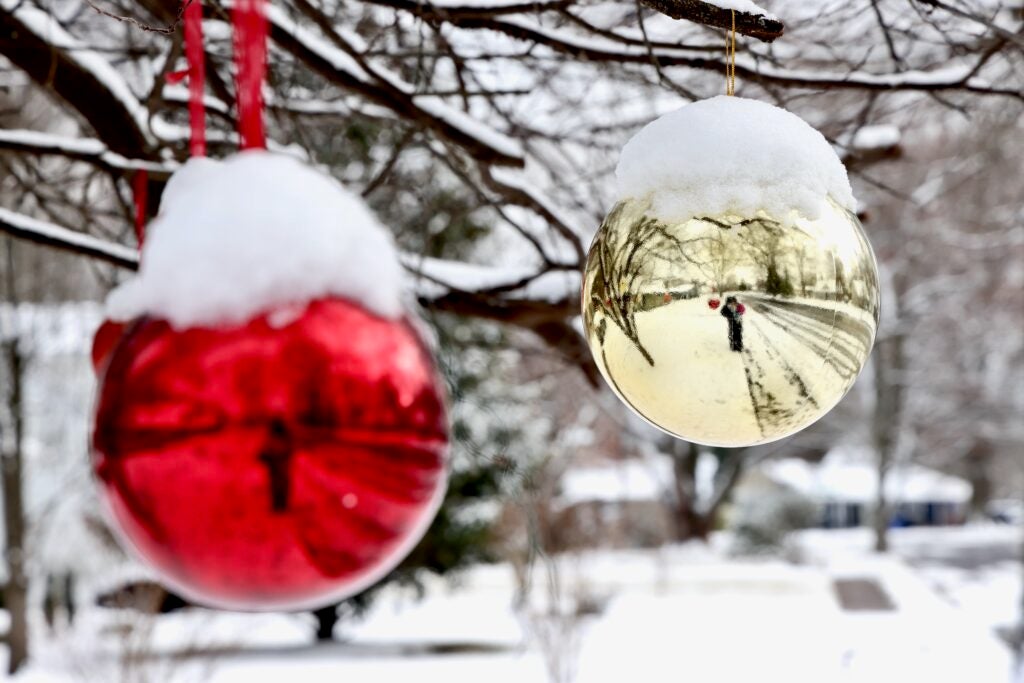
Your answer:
[726,9,737,96]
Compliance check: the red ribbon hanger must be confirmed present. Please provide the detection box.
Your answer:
[184,0,207,158]
[137,0,268,243]
[232,0,268,151]
[132,169,148,245]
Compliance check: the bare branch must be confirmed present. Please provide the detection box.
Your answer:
[637,0,784,42]
[85,0,193,35]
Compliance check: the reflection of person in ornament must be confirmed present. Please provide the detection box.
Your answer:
[720,296,745,352]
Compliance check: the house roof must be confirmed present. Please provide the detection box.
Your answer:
[557,455,717,507]
[762,446,972,505]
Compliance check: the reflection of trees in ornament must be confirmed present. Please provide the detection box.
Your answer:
[689,214,805,298]
[586,202,704,366]
[734,218,790,296]
[693,224,742,295]
[794,245,814,296]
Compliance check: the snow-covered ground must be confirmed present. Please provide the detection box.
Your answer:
[7,524,1021,683]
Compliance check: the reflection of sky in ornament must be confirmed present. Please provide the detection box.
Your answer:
[582,198,879,447]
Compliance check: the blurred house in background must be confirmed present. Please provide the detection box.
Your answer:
[555,446,973,552]
[761,447,972,529]
[555,457,679,549]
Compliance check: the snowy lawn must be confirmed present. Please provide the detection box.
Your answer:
[10,525,1022,683]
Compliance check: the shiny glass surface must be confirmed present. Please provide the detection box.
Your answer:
[92,298,449,610]
[582,197,879,447]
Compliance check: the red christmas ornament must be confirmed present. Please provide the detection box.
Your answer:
[708,298,721,310]
[91,320,126,373]
[92,298,448,610]
[663,292,672,303]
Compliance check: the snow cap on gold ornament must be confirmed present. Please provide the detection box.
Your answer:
[583,96,879,448]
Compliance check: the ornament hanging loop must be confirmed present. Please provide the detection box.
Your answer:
[726,9,737,96]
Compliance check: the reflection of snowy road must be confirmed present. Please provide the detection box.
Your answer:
[594,295,874,445]
[745,294,875,382]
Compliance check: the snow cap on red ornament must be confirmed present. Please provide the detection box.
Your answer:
[107,151,406,328]
[94,151,449,611]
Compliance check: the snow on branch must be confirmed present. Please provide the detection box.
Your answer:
[403,254,592,382]
[851,125,902,151]
[487,168,586,263]
[746,60,1023,99]
[0,208,140,270]
[0,129,176,179]
[409,0,571,14]
[637,0,784,42]
[162,84,395,121]
[549,16,1015,97]
[368,7,1015,98]
[0,203,592,379]
[243,1,525,167]
[0,207,579,311]
[842,124,903,168]
[404,254,578,304]
[0,0,154,156]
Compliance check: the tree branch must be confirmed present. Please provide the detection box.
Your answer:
[0,0,154,157]
[0,130,175,179]
[0,208,140,270]
[0,207,598,382]
[637,0,784,42]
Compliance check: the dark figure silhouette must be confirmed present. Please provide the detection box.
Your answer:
[259,418,294,513]
[720,296,745,352]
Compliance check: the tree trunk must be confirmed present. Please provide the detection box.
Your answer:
[670,441,710,541]
[1,337,29,673]
[1016,505,1024,660]
[964,438,993,519]
[871,332,904,553]
[313,604,339,641]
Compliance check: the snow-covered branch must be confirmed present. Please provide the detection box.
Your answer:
[0,202,595,376]
[263,0,525,167]
[358,3,1019,99]
[0,207,579,313]
[637,0,784,42]
[0,0,154,156]
[0,208,139,270]
[0,130,176,179]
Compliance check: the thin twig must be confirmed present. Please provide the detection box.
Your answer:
[85,0,194,35]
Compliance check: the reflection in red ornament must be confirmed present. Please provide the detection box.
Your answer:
[92,298,449,610]
[708,298,721,310]
[663,292,672,303]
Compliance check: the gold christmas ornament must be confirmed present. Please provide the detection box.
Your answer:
[582,97,880,447]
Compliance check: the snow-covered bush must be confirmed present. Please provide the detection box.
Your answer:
[729,490,818,555]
